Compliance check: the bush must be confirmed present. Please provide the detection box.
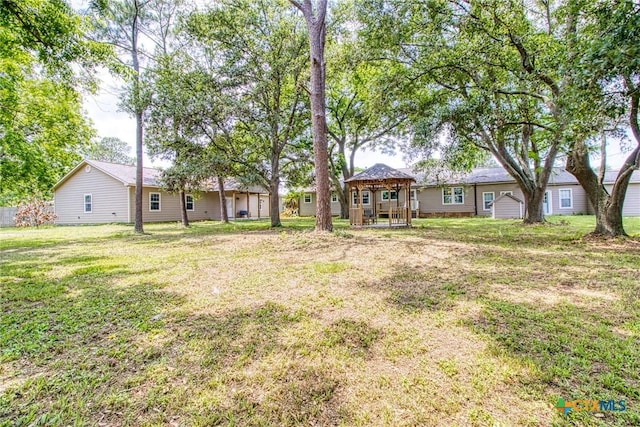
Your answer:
[14,198,56,227]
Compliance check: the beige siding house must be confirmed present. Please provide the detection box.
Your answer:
[299,166,640,219]
[53,160,271,225]
[300,191,342,216]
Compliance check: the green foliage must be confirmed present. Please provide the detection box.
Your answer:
[186,0,313,190]
[0,0,111,204]
[83,137,134,165]
[283,190,303,214]
[355,0,612,222]
[0,78,93,204]
[0,0,112,86]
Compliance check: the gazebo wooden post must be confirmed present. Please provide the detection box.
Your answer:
[395,183,399,224]
[358,184,364,226]
[386,183,392,227]
[246,191,250,218]
[348,182,352,225]
[405,181,410,226]
[347,183,357,225]
[371,188,377,221]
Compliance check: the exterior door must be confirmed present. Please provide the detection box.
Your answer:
[226,198,234,219]
[543,191,552,215]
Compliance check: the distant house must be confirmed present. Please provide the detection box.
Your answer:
[53,160,270,225]
[299,165,640,219]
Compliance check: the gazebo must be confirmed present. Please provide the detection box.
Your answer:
[344,163,416,227]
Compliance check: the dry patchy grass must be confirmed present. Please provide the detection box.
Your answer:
[1,216,639,426]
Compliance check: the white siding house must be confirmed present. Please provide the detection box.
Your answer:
[53,160,271,225]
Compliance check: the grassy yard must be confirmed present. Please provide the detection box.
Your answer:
[1,216,639,426]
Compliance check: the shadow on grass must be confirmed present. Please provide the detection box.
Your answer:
[360,238,639,425]
[467,297,640,426]
[360,264,470,313]
[1,277,357,425]
[168,303,349,425]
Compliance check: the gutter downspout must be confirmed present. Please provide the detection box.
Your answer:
[473,183,478,216]
[127,185,131,223]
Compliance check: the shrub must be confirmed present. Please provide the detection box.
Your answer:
[14,198,56,227]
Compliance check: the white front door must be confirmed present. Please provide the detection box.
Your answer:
[410,189,419,210]
[543,191,552,215]
[226,198,234,218]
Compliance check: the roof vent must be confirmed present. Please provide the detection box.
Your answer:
[85,165,92,173]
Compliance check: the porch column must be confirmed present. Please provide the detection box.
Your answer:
[386,184,392,227]
[232,192,236,219]
[371,188,377,219]
[406,181,411,226]
[358,184,364,226]
[348,183,353,225]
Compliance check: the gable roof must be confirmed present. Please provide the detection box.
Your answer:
[490,193,524,207]
[53,159,161,190]
[53,159,268,193]
[345,163,416,183]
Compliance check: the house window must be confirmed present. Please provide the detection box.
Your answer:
[149,192,161,211]
[483,192,494,211]
[559,188,573,209]
[381,190,398,201]
[500,191,513,196]
[442,187,464,204]
[352,191,370,205]
[362,190,370,205]
[186,194,194,211]
[303,194,312,204]
[331,193,338,203]
[84,194,92,213]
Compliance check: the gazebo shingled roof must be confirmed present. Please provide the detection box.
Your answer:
[345,163,415,185]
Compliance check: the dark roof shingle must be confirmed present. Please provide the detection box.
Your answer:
[345,163,415,183]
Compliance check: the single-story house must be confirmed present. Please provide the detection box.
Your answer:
[53,159,271,225]
[299,165,640,219]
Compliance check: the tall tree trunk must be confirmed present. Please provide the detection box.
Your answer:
[269,154,282,227]
[132,1,144,234]
[339,183,349,219]
[179,190,189,227]
[566,141,630,237]
[568,74,640,237]
[291,0,332,232]
[522,188,545,224]
[270,178,281,228]
[217,175,229,223]
[134,110,144,233]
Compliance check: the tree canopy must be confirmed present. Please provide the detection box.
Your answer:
[0,0,110,204]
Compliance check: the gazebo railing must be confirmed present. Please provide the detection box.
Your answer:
[349,207,362,226]
[390,206,407,224]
